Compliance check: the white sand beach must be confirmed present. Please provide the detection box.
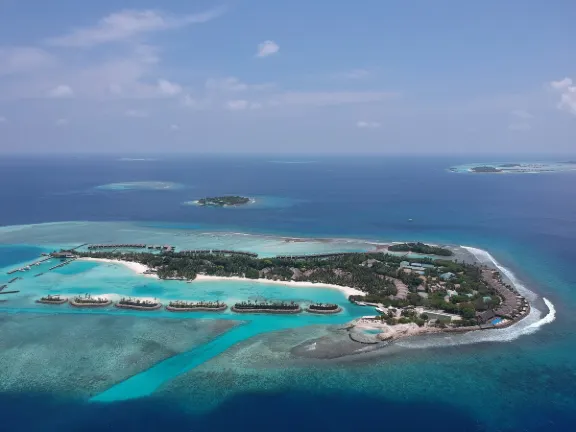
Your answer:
[79,257,364,298]
[194,274,365,298]
[79,257,158,279]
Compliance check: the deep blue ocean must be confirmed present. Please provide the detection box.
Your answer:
[0,154,575,431]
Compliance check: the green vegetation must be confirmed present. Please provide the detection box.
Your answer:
[197,196,251,206]
[233,301,299,311]
[168,300,225,309]
[75,246,516,325]
[388,242,453,256]
[118,297,159,308]
[72,294,109,304]
[308,303,340,311]
[470,166,503,173]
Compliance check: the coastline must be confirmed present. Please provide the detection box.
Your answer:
[78,257,364,298]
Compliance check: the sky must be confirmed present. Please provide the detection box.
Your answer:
[0,0,575,154]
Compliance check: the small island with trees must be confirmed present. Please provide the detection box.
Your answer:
[307,303,342,314]
[232,301,301,314]
[196,196,252,207]
[166,300,227,312]
[69,294,111,307]
[36,294,68,305]
[115,297,162,310]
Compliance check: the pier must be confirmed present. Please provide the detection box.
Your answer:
[179,249,258,258]
[47,258,76,271]
[0,290,19,295]
[88,244,175,252]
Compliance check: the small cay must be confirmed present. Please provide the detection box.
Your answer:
[232,301,301,314]
[306,303,342,314]
[115,297,162,310]
[36,294,68,305]
[69,294,111,307]
[166,300,227,312]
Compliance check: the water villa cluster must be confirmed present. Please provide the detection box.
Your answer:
[69,294,112,307]
[196,196,251,207]
[232,301,302,314]
[35,294,340,315]
[179,249,258,258]
[306,303,342,314]
[116,297,162,310]
[166,300,227,312]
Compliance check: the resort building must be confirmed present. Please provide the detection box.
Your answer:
[440,272,455,281]
[422,309,460,323]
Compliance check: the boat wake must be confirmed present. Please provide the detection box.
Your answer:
[396,246,556,349]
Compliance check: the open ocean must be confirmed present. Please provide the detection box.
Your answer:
[0,154,575,431]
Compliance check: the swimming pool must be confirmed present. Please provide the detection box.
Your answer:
[491,318,503,325]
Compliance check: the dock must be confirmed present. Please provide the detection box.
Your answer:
[8,277,20,284]
[0,291,20,295]
[48,258,76,271]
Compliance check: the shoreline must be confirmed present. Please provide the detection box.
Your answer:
[78,257,365,298]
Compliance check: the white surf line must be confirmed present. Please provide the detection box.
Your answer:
[396,246,555,349]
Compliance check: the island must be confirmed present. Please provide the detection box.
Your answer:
[450,161,576,174]
[388,242,453,256]
[115,297,162,310]
[75,242,530,335]
[231,301,301,314]
[306,303,342,314]
[166,300,227,312]
[196,196,251,207]
[470,166,503,173]
[36,294,68,305]
[69,294,111,307]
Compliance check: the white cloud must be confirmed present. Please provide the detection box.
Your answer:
[45,7,227,48]
[256,40,279,57]
[550,77,573,91]
[0,116,6,123]
[356,120,381,128]
[48,84,74,98]
[508,122,531,132]
[157,79,182,96]
[125,109,148,117]
[0,47,56,77]
[249,102,262,110]
[225,99,249,110]
[549,77,576,115]
[510,109,533,119]
[55,118,69,127]
[169,124,179,131]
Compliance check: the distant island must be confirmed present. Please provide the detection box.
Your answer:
[450,162,576,174]
[470,166,503,173]
[196,196,252,207]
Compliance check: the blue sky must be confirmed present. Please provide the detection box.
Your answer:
[0,0,574,154]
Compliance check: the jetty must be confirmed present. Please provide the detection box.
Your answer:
[88,244,174,252]
[0,290,19,295]
[48,258,76,271]
[8,277,20,284]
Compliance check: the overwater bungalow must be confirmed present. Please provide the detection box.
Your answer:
[69,294,111,307]
[166,300,227,312]
[306,303,342,314]
[115,297,162,310]
[232,301,301,314]
[36,294,68,305]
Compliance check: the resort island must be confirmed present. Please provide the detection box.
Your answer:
[196,195,252,207]
[68,241,530,340]
[450,161,576,174]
